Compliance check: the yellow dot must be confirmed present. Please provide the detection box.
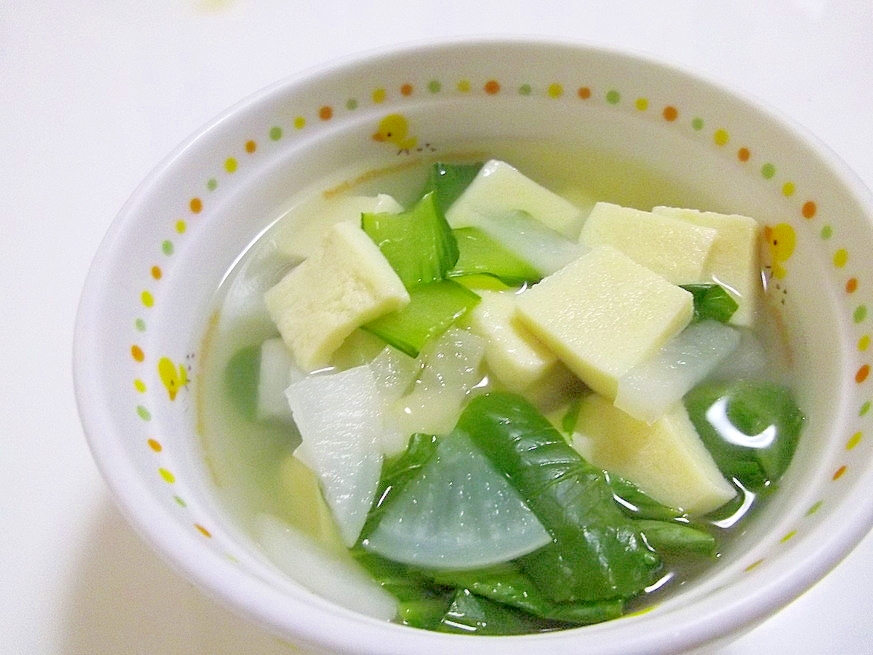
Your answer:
[175,220,186,234]
[834,248,849,268]
[158,468,176,484]
[714,129,730,146]
[293,116,306,129]
[141,291,154,307]
[859,335,871,351]
[744,559,764,572]
[780,530,797,543]
[635,97,649,111]
[782,182,796,197]
[847,431,863,450]
[372,88,387,103]
[547,83,563,98]
[224,158,238,173]
[457,79,471,93]
[134,379,146,393]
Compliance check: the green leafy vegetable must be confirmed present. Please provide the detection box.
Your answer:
[448,227,542,286]
[680,283,739,324]
[606,473,685,522]
[422,161,484,213]
[224,344,261,420]
[429,562,624,625]
[456,392,661,602]
[362,280,481,357]
[358,433,439,543]
[437,589,563,635]
[352,550,451,630]
[634,519,717,556]
[684,380,805,491]
[362,190,459,289]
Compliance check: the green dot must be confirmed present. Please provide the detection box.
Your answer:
[346,98,358,110]
[519,84,532,96]
[692,117,704,131]
[606,90,621,105]
[207,178,218,191]
[137,405,151,421]
[428,80,441,93]
[860,400,871,416]
[269,126,282,140]
[174,495,188,507]
[854,305,868,323]
[821,225,833,239]
[806,500,823,516]
[761,163,776,179]
[162,240,174,256]
[135,318,146,332]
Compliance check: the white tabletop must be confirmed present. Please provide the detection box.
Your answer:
[3,2,873,653]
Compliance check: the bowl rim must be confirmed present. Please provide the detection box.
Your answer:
[74,35,873,655]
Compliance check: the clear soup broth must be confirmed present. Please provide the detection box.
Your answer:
[197,139,800,632]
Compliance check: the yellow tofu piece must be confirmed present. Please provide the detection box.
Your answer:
[446,159,585,239]
[264,221,410,371]
[515,246,693,399]
[579,202,718,284]
[573,393,736,515]
[653,206,762,326]
[467,290,558,392]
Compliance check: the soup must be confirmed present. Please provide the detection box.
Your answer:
[197,140,803,634]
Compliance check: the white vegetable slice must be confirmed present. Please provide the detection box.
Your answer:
[285,365,383,547]
[255,513,398,621]
[362,432,552,569]
[465,210,587,275]
[256,337,296,421]
[446,159,585,238]
[615,320,740,424]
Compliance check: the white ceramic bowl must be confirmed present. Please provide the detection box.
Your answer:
[74,38,873,654]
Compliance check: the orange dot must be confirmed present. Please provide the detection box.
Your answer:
[189,197,203,214]
[245,140,257,154]
[847,278,859,293]
[318,105,333,120]
[578,86,591,99]
[195,524,213,538]
[151,266,162,280]
[738,147,750,162]
[484,80,501,95]
[802,200,817,219]
[147,438,162,452]
[662,105,678,121]
[855,364,869,383]
[400,83,413,96]
[833,465,847,480]
[131,345,145,362]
